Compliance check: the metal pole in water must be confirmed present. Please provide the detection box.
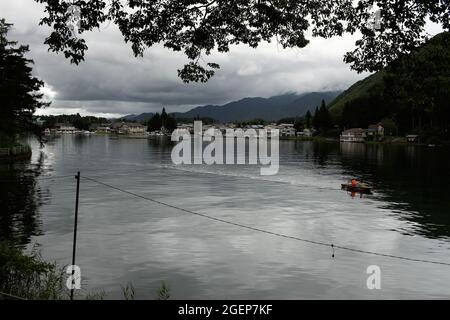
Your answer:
[70,171,80,300]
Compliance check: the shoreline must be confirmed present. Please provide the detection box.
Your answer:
[280,135,450,147]
[49,132,450,147]
[0,144,32,162]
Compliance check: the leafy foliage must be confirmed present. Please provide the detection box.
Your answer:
[380,117,398,136]
[176,116,216,125]
[35,0,450,82]
[237,118,266,127]
[312,100,332,133]
[39,114,109,130]
[331,32,450,139]
[0,241,66,300]
[304,110,312,129]
[0,19,49,145]
[121,283,135,300]
[328,71,386,116]
[147,108,177,132]
[148,113,162,132]
[340,93,390,129]
[317,100,332,132]
[384,32,450,135]
[157,281,170,300]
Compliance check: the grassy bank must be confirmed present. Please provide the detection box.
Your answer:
[0,241,66,300]
[0,240,171,300]
[0,134,32,160]
[0,144,31,161]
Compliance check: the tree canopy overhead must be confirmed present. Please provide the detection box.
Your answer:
[36,0,450,82]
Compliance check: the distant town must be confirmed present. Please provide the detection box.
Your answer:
[35,112,419,144]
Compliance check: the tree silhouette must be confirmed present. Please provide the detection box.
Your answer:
[312,107,320,130]
[318,100,331,132]
[305,110,312,129]
[147,113,162,132]
[0,19,48,146]
[148,108,177,132]
[35,0,450,82]
[161,108,168,129]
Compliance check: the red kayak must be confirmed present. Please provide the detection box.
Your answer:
[341,183,373,194]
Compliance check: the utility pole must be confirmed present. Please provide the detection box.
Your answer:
[70,171,80,300]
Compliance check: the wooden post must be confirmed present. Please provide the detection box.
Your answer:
[70,171,80,300]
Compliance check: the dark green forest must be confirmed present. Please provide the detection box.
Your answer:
[330,32,450,142]
[147,108,177,132]
[39,114,108,131]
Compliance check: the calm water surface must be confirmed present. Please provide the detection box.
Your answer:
[1,135,450,299]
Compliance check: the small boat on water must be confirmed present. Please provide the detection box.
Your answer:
[341,183,373,195]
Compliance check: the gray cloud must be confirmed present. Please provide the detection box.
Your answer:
[4,0,436,117]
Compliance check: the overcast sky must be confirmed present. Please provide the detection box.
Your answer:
[1,1,443,117]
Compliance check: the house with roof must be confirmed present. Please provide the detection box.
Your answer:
[367,123,385,140]
[297,128,314,137]
[340,128,367,142]
[55,123,76,134]
[111,122,146,135]
[278,123,296,137]
[406,134,419,143]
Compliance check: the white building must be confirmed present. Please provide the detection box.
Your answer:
[297,128,313,137]
[340,128,367,142]
[97,125,111,133]
[278,123,296,137]
[367,123,385,139]
[112,122,146,135]
[177,123,194,134]
[55,123,76,133]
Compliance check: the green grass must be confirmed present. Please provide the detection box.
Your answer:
[0,240,172,300]
[0,241,67,300]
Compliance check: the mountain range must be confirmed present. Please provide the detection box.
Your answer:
[122,91,341,123]
[174,91,340,122]
[119,112,154,122]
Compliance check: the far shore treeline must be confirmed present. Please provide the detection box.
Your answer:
[39,114,109,131]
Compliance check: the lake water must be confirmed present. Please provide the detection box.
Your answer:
[1,134,450,299]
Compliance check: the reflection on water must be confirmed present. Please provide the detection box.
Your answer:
[0,151,48,245]
[1,135,450,299]
[339,142,450,239]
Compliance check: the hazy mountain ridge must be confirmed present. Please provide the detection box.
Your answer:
[119,113,154,122]
[327,71,386,116]
[172,91,341,122]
